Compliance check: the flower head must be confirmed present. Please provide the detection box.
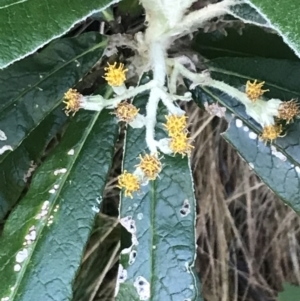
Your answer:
[136,154,161,180]
[277,99,300,123]
[246,80,269,102]
[170,132,194,157]
[63,89,82,116]
[115,102,139,123]
[245,98,282,126]
[103,62,128,87]
[117,171,140,198]
[260,124,283,143]
[164,114,188,137]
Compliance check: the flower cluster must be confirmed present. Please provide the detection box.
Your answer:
[260,124,283,143]
[117,171,140,198]
[136,154,161,180]
[164,114,193,156]
[246,80,269,102]
[115,101,139,123]
[103,62,128,87]
[63,89,82,116]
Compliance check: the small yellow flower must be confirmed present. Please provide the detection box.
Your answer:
[277,99,300,123]
[103,62,128,87]
[63,89,82,116]
[260,124,283,143]
[246,80,269,102]
[164,114,188,137]
[136,154,161,180]
[170,132,194,157]
[117,171,140,198]
[115,102,139,123]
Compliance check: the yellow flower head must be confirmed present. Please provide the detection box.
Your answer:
[170,132,194,157]
[246,80,269,102]
[117,171,140,198]
[115,102,139,123]
[136,154,161,180]
[277,99,300,123]
[103,62,128,87]
[63,89,82,116]
[260,124,283,143]
[164,114,188,137]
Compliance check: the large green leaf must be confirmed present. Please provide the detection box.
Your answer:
[0,0,117,69]
[0,32,107,219]
[246,0,300,58]
[0,106,119,301]
[190,57,300,214]
[278,283,300,301]
[116,75,201,301]
[192,25,298,60]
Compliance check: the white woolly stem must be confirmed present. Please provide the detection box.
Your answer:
[208,79,253,106]
[81,80,157,111]
[145,42,167,153]
[159,89,184,115]
[165,0,238,38]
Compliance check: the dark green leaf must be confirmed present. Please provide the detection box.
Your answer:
[0,32,107,218]
[230,3,268,26]
[0,107,67,221]
[116,75,202,301]
[0,0,115,68]
[0,107,119,301]
[192,25,298,60]
[247,0,300,58]
[190,57,300,213]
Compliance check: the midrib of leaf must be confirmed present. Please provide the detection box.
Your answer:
[149,180,156,300]
[0,40,106,113]
[210,66,299,95]
[6,108,104,301]
[200,86,300,167]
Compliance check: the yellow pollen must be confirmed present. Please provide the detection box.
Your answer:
[260,124,283,143]
[164,114,188,137]
[246,80,269,102]
[115,102,139,122]
[103,62,128,87]
[63,89,82,116]
[117,171,140,198]
[170,132,194,157]
[278,99,300,123]
[136,154,161,180]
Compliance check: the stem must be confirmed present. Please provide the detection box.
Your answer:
[145,42,166,153]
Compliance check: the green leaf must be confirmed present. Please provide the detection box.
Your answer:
[0,107,119,301]
[0,107,67,221]
[0,32,107,218]
[116,75,202,301]
[190,57,300,214]
[230,2,268,26]
[246,0,300,58]
[0,0,116,69]
[278,283,300,301]
[73,214,120,301]
[192,25,298,60]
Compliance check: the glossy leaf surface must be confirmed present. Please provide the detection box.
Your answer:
[116,75,202,301]
[0,108,119,301]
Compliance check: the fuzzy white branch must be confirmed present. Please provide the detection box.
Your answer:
[165,0,239,39]
[145,42,167,153]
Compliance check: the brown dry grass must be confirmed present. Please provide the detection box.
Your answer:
[187,102,300,301]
